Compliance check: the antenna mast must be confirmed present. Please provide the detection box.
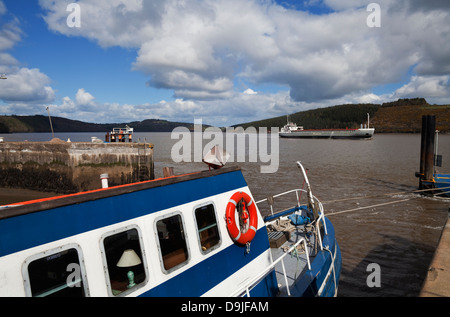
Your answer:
[46,107,55,139]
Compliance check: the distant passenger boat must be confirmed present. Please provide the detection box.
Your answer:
[280,114,375,139]
[0,154,341,297]
[107,125,134,143]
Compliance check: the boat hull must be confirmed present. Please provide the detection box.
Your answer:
[0,166,341,297]
[422,173,450,197]
[280,128,374,139]
[289,217,342,297]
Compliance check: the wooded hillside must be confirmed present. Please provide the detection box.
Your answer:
[236,98,450,133]
[370,100,450,133]
[0,98,448,133]
[0,115,196,133]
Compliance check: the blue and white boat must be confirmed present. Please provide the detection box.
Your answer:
[0,161,341,297]
[422,173,450,197]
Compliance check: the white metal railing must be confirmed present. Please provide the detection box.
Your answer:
[230,162,332,297]
[317,244,338,297]
[257,188,328,251]
[229,237,311,297]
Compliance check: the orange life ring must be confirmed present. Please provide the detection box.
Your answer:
[225,191,258,245]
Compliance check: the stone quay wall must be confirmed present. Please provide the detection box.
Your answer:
[0,141,154,193]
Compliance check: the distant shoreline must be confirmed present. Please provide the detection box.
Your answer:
[1,99,449,134]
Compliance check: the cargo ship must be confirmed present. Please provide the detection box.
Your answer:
[280,114,374,139]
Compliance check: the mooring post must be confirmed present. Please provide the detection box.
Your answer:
[100,173,109,189]
[419,115,427,186]
[424,115,435,182]
[418,115,436,191]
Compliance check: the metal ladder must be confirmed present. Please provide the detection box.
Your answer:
[137,143,149,182]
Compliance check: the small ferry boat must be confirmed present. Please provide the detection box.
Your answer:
[107,125,134,143]
[280,114,374,139]
[0,160,341,297]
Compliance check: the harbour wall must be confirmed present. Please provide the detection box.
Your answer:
[420,216,450,297]
[0,141,154,194]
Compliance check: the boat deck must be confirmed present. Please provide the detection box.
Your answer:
[267,220,318,296]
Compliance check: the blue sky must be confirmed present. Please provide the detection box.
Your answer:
[0,0,449,126]
[2,1,165,105]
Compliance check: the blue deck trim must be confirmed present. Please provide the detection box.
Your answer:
[0,170,247,257]
[434,173,450,197]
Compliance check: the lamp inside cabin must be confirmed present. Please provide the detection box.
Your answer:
[116,249,142,289]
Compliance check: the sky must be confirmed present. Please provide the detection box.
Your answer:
[0,0,449,126]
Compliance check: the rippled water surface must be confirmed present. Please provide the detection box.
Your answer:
[2,132,449,296]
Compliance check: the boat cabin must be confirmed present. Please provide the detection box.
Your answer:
[0,163,341,297]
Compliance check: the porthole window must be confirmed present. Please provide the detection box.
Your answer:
[195,203,221,253]
[23,245,88,297]
[156,214,189,272]
[102,227,147,296]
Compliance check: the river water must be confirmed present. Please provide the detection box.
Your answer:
[1,132,449,297]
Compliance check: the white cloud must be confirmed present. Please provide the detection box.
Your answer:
[75,88,95,106]
[0,8,22,72]
[0,68,55,103]
[0,1,6,15]
[243,88,258,95]
[394,75,450,104]
[354,93,383,104]
[32,87,297,126]
[41,0,450,104]
[39,0,281,100]
[50,0,450,102]
[0,17,22,51]
[13,0,448,125]
[39,0,157,48]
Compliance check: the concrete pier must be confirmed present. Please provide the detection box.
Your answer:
[0,141,154,194]
[420,217,450,297]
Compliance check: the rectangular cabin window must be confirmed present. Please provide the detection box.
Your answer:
[27,248,86,297]
[156,214,189,272]
[195,204,221,253]
[103,228,146,296]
